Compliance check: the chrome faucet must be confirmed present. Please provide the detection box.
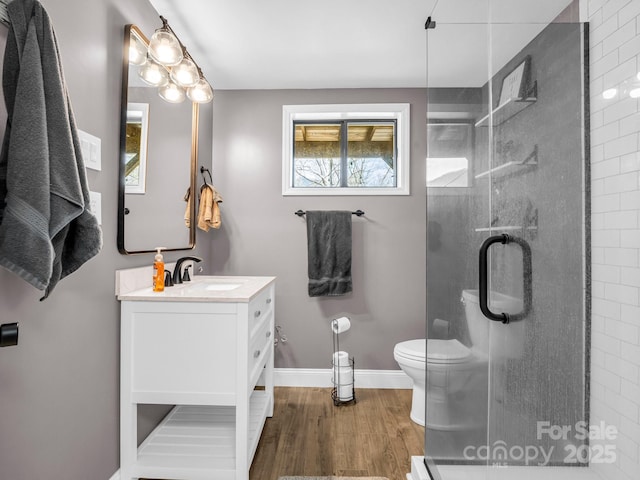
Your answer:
[172,256,202,284]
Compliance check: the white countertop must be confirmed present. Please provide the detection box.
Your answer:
[117,275,276,303]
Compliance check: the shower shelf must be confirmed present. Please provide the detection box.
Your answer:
[474,225,538,233]
[475,145,538,180]
[475,95,537,128]
[475,158,537,179]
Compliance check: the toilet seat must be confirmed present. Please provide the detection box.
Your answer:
[428,339,472,364]
[395,339,472,364]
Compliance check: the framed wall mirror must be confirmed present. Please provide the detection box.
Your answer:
[118,24,197,254]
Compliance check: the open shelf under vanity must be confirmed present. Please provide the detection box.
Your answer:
[132,391,270,480]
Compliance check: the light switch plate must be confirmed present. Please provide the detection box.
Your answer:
[89,191,102,225]
[78,129,102,171]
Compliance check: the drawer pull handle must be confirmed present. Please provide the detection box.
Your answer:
[266,298,272,304]
[266,331,272,338]
[254,310,261,318]
[253,349,261,358]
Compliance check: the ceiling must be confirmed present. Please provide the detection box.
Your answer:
[148,0,575,90]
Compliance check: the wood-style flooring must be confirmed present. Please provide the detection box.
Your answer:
[250,387,424,480]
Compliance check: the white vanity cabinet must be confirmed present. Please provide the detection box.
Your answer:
[117,276,275,480]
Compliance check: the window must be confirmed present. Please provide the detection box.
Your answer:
[125,102,149,194]
[426,121,473,191]
[283,104,410,195]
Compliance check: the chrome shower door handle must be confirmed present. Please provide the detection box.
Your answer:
[479,234,532,324]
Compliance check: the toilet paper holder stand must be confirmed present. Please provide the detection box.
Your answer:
[331,317,356,406]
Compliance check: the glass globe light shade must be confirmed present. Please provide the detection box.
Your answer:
[138,60,169,87]
[187,78,214,103]
[158,81,186,103]
[129,36,147,66]
[170,57,199,87]
[148,29,183,66]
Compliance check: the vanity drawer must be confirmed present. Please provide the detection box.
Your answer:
[249,310,273,373]
[249,285,274,329]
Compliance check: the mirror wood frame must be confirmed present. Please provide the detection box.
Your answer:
[118,24,198,255]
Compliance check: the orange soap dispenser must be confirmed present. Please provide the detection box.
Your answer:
[153,247,166,292]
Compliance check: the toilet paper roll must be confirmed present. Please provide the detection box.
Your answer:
[332,364,354,401]
[431,318,450,339]
[332,350,350,367]
[338,382,353,401]
[331,316,351,334]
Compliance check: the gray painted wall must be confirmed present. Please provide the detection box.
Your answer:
[0,0,211,478]
[0,3,425,478]
[209,88,427,370]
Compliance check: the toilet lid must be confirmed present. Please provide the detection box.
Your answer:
[396,339,471,364]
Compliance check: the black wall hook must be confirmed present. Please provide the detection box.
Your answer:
[200,166,213,186]
[0,323,19,347]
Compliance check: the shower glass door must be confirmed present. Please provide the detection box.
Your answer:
[425,1,590,478]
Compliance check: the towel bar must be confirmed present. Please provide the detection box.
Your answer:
[295,209,364,217]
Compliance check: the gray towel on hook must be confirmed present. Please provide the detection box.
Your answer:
[0,0,102,299]
[306,211,352,297]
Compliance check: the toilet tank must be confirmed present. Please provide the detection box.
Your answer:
[462,289,523,356]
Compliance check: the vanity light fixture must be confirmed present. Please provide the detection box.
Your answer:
[602,73,640,100]
[138,58,169,87]
[129,35,148,66]
[170,52,200,88]
[148,17,183,66]
[187,75,214,103]
[133,15,214,104]
[158,81,186,103]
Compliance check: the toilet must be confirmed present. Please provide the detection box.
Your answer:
[394,289,521,428]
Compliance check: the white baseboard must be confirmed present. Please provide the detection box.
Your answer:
[274,367,412,389]
[108,471,120,480]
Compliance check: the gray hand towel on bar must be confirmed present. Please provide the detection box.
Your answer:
[306,210,352,297]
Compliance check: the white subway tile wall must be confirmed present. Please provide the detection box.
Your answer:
[589,1,640,479]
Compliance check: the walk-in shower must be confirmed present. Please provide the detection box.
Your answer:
[423,1,592,479]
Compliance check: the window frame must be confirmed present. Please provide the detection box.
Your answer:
[426,119,475,196]
[292,119,398,189]
[282,103,410,196]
